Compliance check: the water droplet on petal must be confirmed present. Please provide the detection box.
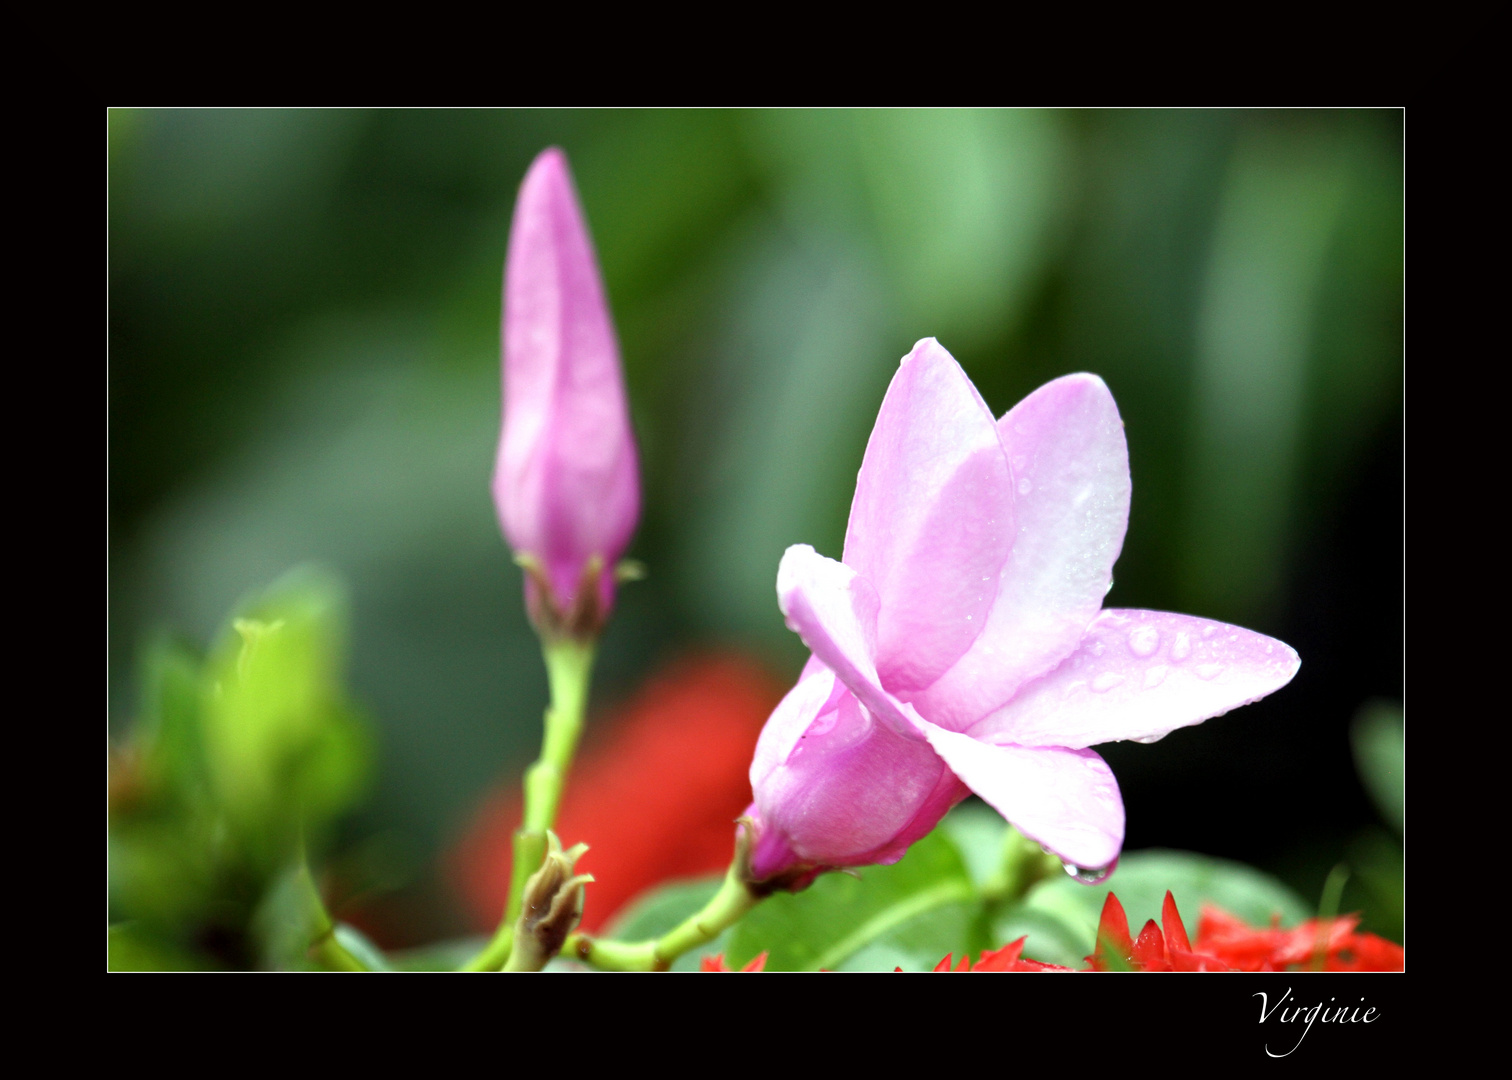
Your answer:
[1017,477,1033,496]
[1091,672,1124,693]
[1143,664,1169,689]
[1134,732,1166,744]
[1104,578,1115,596]
[1063,861,1114,884]
[1089,640,1106,657]
[1202,625,1216,638]
[1195,663,1224,680]
[1128,625,1159,657]
[1172,633,1192,661]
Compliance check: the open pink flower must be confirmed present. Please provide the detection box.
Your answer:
[746,339,1299,885]
[493,148,639,637]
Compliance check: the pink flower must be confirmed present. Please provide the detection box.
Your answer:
[492,148,640,637]
[745,339,1299,885]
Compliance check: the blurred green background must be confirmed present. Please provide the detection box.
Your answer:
[108,109,1402,948]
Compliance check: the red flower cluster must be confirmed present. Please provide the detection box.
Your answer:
[449,654,783,934]
[700,951,768,972]
[1088,892,1229,971]
[1196,905,1404,972]
[930,939,1075,972]
[928,891,1403,973]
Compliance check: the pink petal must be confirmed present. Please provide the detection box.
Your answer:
[776,545,925,741]
[841,339,1015,696]
[752,681,954,869]
[494,148,640,609]
[921,726,1125,871]
[968,610,1301,750]
[748,667,845,794]
[910,374,1131,730]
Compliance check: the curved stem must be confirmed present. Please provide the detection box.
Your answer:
[566,861,760,971]
[460,639,596,973]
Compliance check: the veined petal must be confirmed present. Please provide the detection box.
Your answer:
[969,610,1301,750]
[911,374,1131,730]
[495,148,639,609]
[841,339,1015,695]
[920,726,1125,871]
[776,545,925,741]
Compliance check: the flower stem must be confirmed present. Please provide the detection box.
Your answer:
[460,638,596,972]
[565,861,760,971]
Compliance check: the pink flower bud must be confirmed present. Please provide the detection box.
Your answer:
[493,148,640,638]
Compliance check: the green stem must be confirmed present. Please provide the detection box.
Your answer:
[566,862,759,972]
[460,638,596,973]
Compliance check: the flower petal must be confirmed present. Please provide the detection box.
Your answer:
[752,681,954,870]
[841,339,1015,695]
[910,374,1131,729]
[919,726,1125,871]
[969,610,1301,750]
[776,544,924,740]
[748,665,844,793]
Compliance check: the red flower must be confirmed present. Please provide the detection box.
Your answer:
[1086,892,1229,971]
[1195,905,1404,972]
[701,951,768,972]
[449,653,783,934]
[929,938,1076,972]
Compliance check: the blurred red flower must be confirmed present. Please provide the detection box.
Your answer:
[449,653,783,934]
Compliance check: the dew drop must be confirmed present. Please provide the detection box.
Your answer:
[1063,861,1114,884]
[1091,672,1125,693]
[1017,477,1033,496]
[1202,625,1216,638]
[1195,662,1224,680]
[1104,578,1115,597]
[1143,664,1169,689]
[1128,625,1159,657]
[1134,732,1166,745]
[1171,632,1192,661]
[1089,640,1106,657]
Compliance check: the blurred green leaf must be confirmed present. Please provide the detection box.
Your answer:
[938,800,1009,892]
[1016,848,1311,960]
[201,567,373,863]
[134,637,208,806]
[108,924,211,971]
[724,830,979,972]
[1351,700,1403,833]
[389,936,490,972]
[333,923,393,972]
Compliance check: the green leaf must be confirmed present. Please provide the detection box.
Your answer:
[1351,700,1403,833]
[938,799,1009,892]
[724,830,978,972]
[1015,849,1312,959]
[134,637,209,807]
[333,923,393,972]
[389,936,490,972]
[108,923,212,971]
[200,567,374,864]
